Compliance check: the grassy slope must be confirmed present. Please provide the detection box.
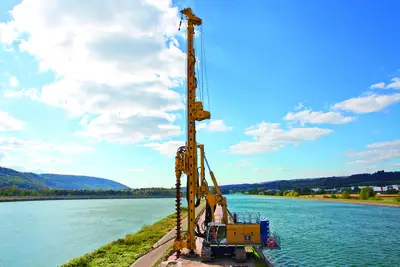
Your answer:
[61,208,188,267]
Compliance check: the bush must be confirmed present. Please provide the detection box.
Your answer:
[285,190,299,197]
[342,191,351,199]
[369,195,381,201]
[331,194,337,199]
[392,197,400,203]
[359,187,375,200]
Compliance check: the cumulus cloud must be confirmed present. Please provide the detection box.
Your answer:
[370,82,385,89]
[0,21,19,47]
[27,153,73,166]
[230,122,332,154]
[76,113,182,143]
[369,78,400,90]
[332,93,400,114]
[0,136,93,154]
[284,109,355,125]
[0,136,93,170]
[387,78,400,89]
[9,76,19,87]
[346,139,400,165]
[367,139,400,149]
[0,110,25,131]
[144,140,185,156]
[2,0,188,144]
[197,119,232,132]
[0,151,7,162]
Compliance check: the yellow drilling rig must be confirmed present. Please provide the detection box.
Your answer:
[173,8,280,263]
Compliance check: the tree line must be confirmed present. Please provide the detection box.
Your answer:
[0,186,179,197]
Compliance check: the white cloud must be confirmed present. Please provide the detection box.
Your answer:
[9,76,19,87]
[0,151,7,162]
[76,113,182,144]
[0,110,25,131]
[27,153,73,166]
[332,93,400,114]
[197,119,232,132]
[393,163,400,167]
[370,82,385,89]
[252,167,272,174]
[284,109,355,125]
[144,140,185,156]
[293,102,304,111]
[278,167,291,172]
[298,166,386,179]
[79,115,90,125]
[230,122,332,154]
[367,139,400,149]
[346,139,400,165]
[0,136,93,154]
[387,78,400,89]
[2,0,188,144]
[0,21,19,46]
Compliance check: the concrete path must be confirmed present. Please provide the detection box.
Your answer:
[131,203,206,267]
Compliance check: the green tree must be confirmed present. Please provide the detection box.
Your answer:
[341,191,351,199]
[359,187,375,200]
[301,187,312,195]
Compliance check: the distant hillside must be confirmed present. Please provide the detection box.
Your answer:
[0,167,48,189]
[0,166,129,190]
[39,174,128,190]
[219,171,400,193]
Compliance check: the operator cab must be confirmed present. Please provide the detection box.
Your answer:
[206,222,227,244]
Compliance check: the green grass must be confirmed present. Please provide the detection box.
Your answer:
[61,207,188,267]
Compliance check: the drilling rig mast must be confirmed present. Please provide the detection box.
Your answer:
[174,7,210,256]
[173,7,280,263]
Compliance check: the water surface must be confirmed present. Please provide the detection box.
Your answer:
[0,198,176,267]
[1,195,399,267]
[228,195,400,267]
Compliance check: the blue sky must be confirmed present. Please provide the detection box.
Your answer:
[0,0,399,188]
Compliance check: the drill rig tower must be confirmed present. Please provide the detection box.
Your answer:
[173,7,210,256]
[173,7,279,263]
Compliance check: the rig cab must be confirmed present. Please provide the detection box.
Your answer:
[201,211,280,263]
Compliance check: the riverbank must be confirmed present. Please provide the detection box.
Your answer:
[0,195,174,203]
[252,194,400,208]
[299,196,400,208]
[61,207,188,267]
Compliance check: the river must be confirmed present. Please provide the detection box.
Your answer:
[0,195,399,267]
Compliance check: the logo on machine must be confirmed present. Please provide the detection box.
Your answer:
[244,235,251,241]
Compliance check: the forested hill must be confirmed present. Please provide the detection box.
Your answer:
[0,166,129,190]
[219,171,400,193]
